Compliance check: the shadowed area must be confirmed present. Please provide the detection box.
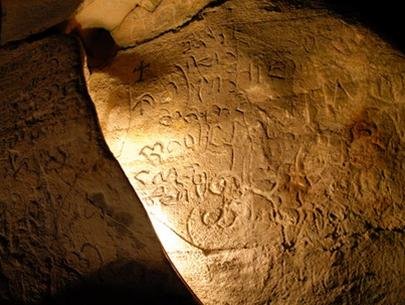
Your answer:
[36,260,197,305]
[76,28,119,69]
[326,0,404,51]
[0,34,201,305]
[280,0,405,52]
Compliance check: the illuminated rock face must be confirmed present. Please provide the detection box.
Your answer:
[87,0,405,304]
[73,0,216,47]
[74,0,142,31]
[0,1,404,305]
[0,35,199,305]
[110,0,215,47]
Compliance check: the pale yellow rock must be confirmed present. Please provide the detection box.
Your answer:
[74,0,140,31]
[72,0,214,47]
[111,0,214,47]
[88,1,405,304]
[140,0,164,12]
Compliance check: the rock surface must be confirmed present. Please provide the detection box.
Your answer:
[74,0,141,31]
[0,0,82,44]
[0,0,404,304]
[72,0,217,47]
[87,1,405,304]
[110,0,216,47]
[0,35,200,305]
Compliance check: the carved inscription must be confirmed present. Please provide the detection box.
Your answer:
[89,2,405,305]
[0,35,199,305]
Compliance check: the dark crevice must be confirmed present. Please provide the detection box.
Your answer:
[74,28,119,70]
[277,0,405,52]
[323,0,404,52]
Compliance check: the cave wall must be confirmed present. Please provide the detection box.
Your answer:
[88,1,405,305]
[0,0,82,44]
[0,1,404,305]
[0,35,199,305]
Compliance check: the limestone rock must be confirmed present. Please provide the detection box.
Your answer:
[74,0,141,31]
[0,0,82,44]
[0,34,200,305]
[0,0,404,304]
[87,1,405,304]
[111,0,214,47]
[72,0,215,48]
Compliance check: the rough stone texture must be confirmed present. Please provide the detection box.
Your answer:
[110,0,214,47]
[0,0,82,44]
[87,1,405,304]
[72,0,215,48]
[0,35,200,305]
[74,0,141,31]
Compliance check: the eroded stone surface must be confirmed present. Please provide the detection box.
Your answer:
[0,35,200,305]
[74,0,140,31]
[111,0,214,47]
[0,0,82,44]
[87,1,405,304]
[72,0,215,48]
